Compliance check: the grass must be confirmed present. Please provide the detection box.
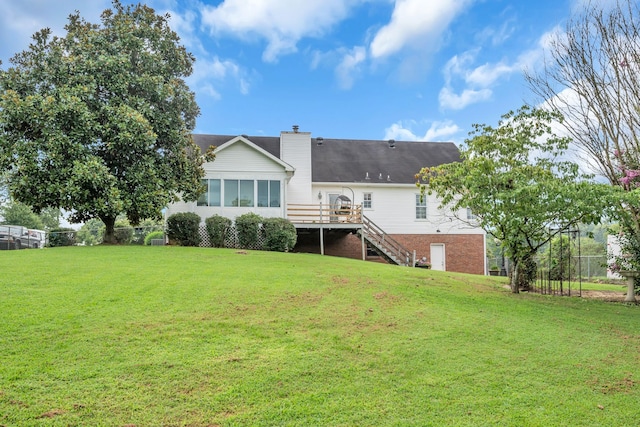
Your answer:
[1,246,640,426]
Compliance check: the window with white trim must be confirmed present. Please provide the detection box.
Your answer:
[363,192,372,209]
[415,194,427,219]
[257,180,281,207]
[199,179,281,208]
[224,179,254,207]
[197,179,221,207]
[466,207,477,220]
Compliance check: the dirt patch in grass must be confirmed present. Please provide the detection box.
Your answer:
[581,290,628,302]
[37,409,65,418]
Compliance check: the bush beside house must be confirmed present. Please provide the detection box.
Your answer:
[166,213,201,246]
[262,217,297,252]
[236,213,262,250]
[205,215,232,248]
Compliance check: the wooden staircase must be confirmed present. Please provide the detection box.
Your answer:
[358,215,413,266]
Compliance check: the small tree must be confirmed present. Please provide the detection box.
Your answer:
[418,106,610,292]
[236,213,262,249]
[166,212,201,247]
[263,217,297,252]
[205,214,232,248]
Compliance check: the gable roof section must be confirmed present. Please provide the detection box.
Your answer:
[193,134,280,158]
[196,134,293,172]
[192,134,460,184]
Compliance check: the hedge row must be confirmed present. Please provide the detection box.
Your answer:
[166,212,297,252]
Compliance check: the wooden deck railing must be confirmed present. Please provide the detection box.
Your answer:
[287,204,363,224]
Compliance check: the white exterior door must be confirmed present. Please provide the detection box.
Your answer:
[430,244,445,271]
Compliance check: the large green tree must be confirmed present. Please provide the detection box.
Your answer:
[0,1,213,243]
[418,106,610,292]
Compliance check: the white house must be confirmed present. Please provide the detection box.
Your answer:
[167,126,486,275]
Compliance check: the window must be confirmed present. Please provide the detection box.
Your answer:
[239,180,254,207]
[203,179,280,208]
[197,179,207,206]
[466,207,477,220]
[415,194,427,219]
[363,192,372,209]
[197,179,221,206]
[258,180,281,207]
[224,180,254,207]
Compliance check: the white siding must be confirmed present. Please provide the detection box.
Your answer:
[167,139,290,222]
[314,183,484,235]
[209,142,285,174]
[281,131,313,205]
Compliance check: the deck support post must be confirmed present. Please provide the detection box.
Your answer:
[319,202,324,255]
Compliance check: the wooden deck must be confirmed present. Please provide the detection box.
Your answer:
[286,204,363,229]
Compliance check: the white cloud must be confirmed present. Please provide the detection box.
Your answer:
[335,46,367,89]
[370,0,474,59]
[384,120,461,142]
[188,56,253,98]
[475,19,515,47]
[439,86,492,110]
[164,7,207,55]
[385,123,422,141]
[200,0,353,63]
[424,120,462,141]
[465,62,515,87]
[438,28,553,110]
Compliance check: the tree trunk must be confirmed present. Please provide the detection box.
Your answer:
[101,216,117,244]
[510,260,520,293]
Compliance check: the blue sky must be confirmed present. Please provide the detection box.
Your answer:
[0,0,595,144]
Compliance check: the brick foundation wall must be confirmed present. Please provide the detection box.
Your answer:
[293,230,485,274]
[390,234,485,275]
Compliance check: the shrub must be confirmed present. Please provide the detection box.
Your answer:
[144,230,165,245]
[166,212,201,246]
[236,213,262,249]
[205,215,232,248]
[262,217,297,252]
[132,219,164,245]
[48,227,77,247]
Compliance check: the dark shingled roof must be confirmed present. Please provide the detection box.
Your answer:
[192,134,460,185]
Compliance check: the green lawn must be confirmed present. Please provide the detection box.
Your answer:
[1,246,639,426]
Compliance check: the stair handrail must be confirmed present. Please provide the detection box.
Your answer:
[361,215,413,266]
